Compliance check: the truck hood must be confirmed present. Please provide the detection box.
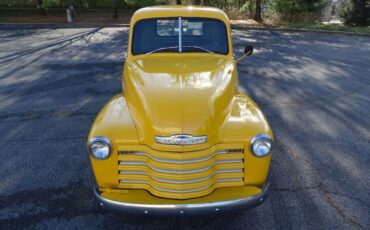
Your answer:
[124,55,237,151]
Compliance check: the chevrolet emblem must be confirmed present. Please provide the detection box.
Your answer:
[155,134,207,145]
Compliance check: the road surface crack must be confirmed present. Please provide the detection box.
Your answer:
[277,136,366,229]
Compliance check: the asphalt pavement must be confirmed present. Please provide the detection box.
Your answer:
[0,25,369,229]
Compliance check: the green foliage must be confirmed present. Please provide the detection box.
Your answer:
[240,0,254,14]
[340,0,370,26]
[202,0,241,9]
[125,0,167,8]
[240,1,250,12]
[272,0,327,22]
[44,0,65,8]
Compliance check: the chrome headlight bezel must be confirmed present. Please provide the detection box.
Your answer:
[88,136,112,160]
[250,134,273,157]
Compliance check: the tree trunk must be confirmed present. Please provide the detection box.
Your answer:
[112,0,118,19]
[254,0,262,21]
[37,0,47,16]
[177,0,182,5]
[191,0,201,4]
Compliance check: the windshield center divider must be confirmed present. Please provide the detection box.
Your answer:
[178,17,182,53]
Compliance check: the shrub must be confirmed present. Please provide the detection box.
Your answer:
[272,0,327,22]
[340,0,370,26]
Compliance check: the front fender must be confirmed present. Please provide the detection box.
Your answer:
[88,94,139,189]
[223,93,273,186]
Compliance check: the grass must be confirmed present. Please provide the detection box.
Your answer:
[276,22,370,34]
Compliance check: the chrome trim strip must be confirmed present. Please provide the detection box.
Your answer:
[94,183,270,215]
[119,159,243,174]
[119,169,243,184]
[118,150,243,164]
[119,178,243,193]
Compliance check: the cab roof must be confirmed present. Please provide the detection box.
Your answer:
[130,5,230,25]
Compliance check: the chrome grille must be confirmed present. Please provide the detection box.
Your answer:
[117,145,245,199]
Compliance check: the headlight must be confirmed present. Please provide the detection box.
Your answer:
[250,134,272,157]
[88,136,112,160]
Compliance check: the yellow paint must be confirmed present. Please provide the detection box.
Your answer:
[88,6,272,202]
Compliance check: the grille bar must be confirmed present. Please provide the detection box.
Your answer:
[119,169,243,184]
[119,159,243,174]
[118,149,243,164]
[119,178,244,193]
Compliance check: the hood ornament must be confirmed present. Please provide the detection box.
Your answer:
[155,134,207,145]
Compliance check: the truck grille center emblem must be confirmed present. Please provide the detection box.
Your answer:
[155,134,207,145]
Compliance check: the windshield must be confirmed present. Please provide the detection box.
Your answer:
[131,17,229,55]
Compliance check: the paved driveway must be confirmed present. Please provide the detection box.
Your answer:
[0,25,369,229]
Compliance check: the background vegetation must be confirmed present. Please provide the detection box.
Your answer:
[0,0,369,26]
[340,0,369,26]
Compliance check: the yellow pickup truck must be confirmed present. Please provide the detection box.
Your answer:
[87,5,273,215]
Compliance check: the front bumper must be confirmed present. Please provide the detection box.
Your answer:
[94,183,269,215]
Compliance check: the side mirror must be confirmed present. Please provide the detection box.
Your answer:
[244,45,253,56]
[236,45,253,63]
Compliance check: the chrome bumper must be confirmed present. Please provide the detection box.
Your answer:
[93,183,269,215]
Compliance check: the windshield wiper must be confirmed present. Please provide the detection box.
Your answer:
[182,46,215,54]
[145,45,215,55]
[145,46,178,55]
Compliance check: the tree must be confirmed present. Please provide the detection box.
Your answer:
[37,0,47,16]
[255,0,262,21]
[191,0,201,4]
[177,0,182,4]
[340,0,370,26]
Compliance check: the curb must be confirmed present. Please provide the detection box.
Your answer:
[0,23,130,29]
[1,22,368,37]
[231,24,370,37]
